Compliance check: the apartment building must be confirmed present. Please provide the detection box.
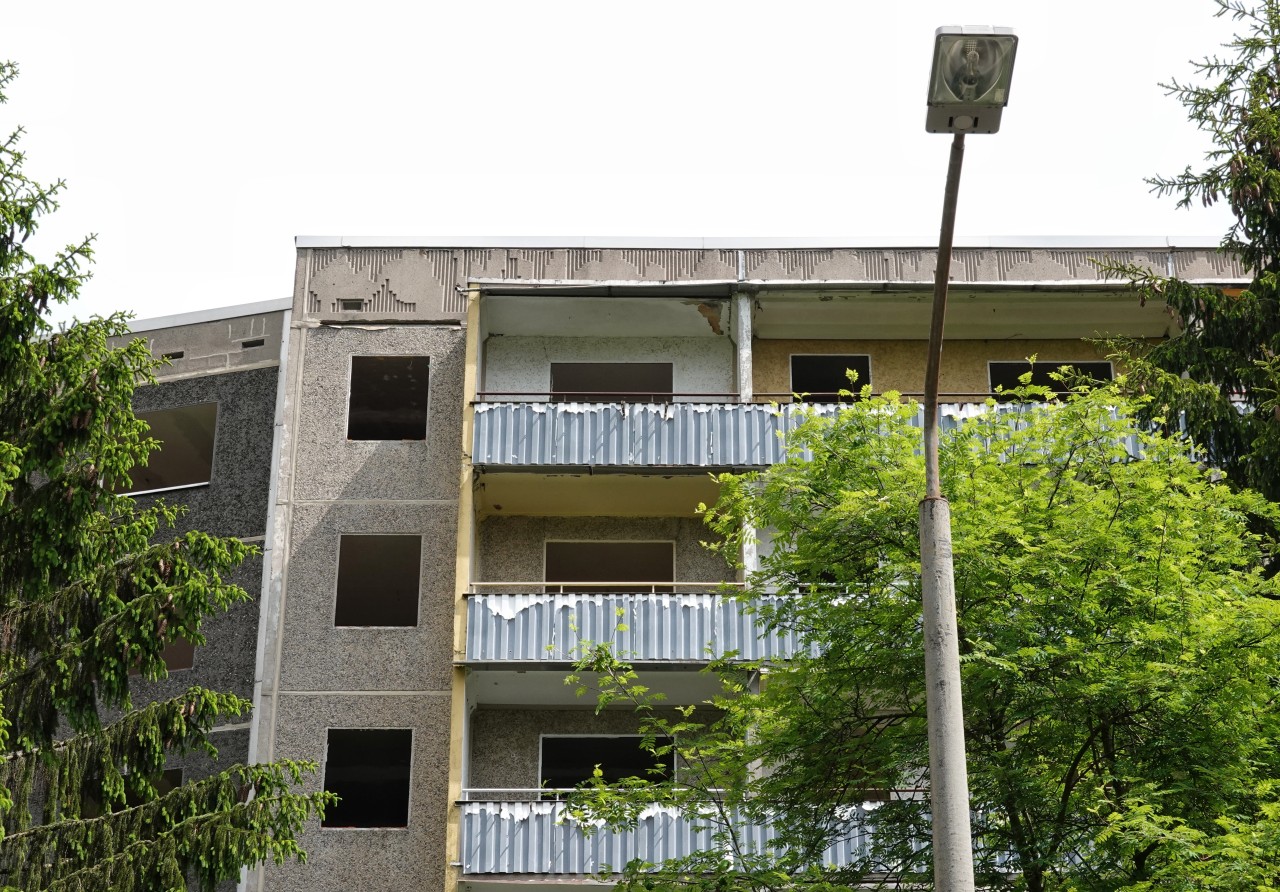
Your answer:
[123,240,1245,892]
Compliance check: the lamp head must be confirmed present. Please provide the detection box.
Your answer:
[926,26,1018,134]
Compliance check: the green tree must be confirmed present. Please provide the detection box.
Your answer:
[1105,0,1280,502]
[569,390,1280,892]
[0,61,330,890]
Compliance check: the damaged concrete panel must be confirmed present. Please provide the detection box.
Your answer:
[482,336,734,398]
[278,501,456,692]
[260,693,450,892]
[290,325,465,502]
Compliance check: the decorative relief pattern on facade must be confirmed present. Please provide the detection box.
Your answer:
[566,249,604,277]
[1173,250,1245,278]
[502,250,553,280]
[1047,250,1111,278]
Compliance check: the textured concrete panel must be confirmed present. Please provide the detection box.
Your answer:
[477,516,729,586]
[483,336,734,398]
[129,556,264,706]
[131,366,279,539]
[278,502,457,693]
[290,325,465,502]
[752,338,1115,398]
[260,694,451,892]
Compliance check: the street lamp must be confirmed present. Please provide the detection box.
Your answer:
[919,25,1017,892]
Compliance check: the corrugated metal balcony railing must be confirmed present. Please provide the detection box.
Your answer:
[464,589,805,663]
[460,799,880,875]
[471,400,994,468]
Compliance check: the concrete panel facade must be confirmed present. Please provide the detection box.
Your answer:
[477,516,731,586]
[482,336,734,399]
[288,325,465,502]
[260,693,452,892]
[752,338,1115,398]
[277,501,457,692]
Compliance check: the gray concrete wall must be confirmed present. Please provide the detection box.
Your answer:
[288,325,465,502]
[259,321,464,892]
[482,336,734,398]
[261,693,451,892]
[121,309,285,380]
[477,516,731,585]
[128,364,279,729]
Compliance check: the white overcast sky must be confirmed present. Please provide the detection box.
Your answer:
[4,1,1246,323]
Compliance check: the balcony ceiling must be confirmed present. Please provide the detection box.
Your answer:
[475,471,721,518]
[481,287,1178,340]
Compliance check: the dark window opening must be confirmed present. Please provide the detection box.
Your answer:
[124,402,218,494]
[322,729,412,828]
[541,735,674,788]
[161,350,184,361]
[335,535,422,627]
[347,356,429,440]
[545,541,674,593]
[550,362,674,402]
[790,355,871,402]
[241,338,265,349]
[989,361,1113,400]
[161,637,195,671]
[339,299,365,312]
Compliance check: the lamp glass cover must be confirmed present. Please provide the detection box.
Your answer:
[929,34,1016,107]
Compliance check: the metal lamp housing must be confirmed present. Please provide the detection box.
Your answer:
[925,26,1018,134]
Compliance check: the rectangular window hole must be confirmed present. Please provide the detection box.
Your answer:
[335,535,421,627]
[161,351,184,361]
[323,729,412,828]
[541,735,674,789]
[988,361,1114,400]
[347,356,429,440]
[123,402,217,494]
[790,355,871,403]
[241,338,265,349]
[545,541,674,593]
[550,362,673,402]
[339,299,365,312]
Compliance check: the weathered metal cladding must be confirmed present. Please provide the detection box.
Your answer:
[472,401,1146,468]
[459,801,876,875]
[465,593,805,663]
[472,402,840,467]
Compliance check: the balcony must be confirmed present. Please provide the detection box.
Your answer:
[471,399,999,470]
[459,798,882,876]
[464,588,805,664]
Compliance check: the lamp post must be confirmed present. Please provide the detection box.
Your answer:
[919,26,1018,892]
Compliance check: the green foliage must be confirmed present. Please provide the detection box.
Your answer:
[568,392,1280,892]
[0,61,330,890]
[1103,0,1280,501]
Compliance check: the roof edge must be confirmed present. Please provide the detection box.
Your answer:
[126,298,292,333]
[294,235,1228,250]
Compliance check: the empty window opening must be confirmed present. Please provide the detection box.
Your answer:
[322,729,412,828]
[790,355,871,402]
[988,361,1114,400]
[124,402,218,494]
[161,350,185,361]
[335,535,422,627]
[550,362,674,402]
[161,637,195,671]
[347,356,429,440]
[541,735,674,789]
[241,338,265,349]
[545,541,674,593]
[85,767,183,817]
[339,299,365,312]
